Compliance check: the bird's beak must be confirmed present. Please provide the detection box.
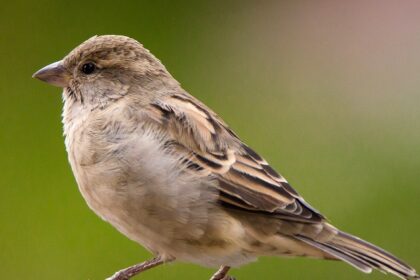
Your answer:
[32,60,70,88]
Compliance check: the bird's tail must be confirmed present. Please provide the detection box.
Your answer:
[295,224,419,279]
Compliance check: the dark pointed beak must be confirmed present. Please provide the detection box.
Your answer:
[32,60,70,88]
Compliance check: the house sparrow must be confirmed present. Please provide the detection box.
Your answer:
[33,35,418,280]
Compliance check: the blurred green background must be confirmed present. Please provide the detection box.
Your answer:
[1,1,419,279]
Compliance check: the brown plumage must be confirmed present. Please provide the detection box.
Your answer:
[147,88,418,279]
[33,35,418,280]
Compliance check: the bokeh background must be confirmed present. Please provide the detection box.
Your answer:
[1,1,419,279]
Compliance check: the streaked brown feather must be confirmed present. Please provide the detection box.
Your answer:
[149,93,418,278]
[148,93,324,223]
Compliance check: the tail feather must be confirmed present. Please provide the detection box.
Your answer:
[340,246,407,278]
[295,235,373,273]
[334,231,417,278]
[295,226,419,280]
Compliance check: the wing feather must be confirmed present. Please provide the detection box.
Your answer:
[147,93,325,223]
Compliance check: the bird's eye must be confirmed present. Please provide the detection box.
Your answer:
[81,62,96,75]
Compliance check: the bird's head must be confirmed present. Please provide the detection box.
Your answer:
[33,35,175,108]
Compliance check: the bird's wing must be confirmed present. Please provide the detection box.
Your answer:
[146,93,325,223]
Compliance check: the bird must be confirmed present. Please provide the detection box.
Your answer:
[33,35,418,280]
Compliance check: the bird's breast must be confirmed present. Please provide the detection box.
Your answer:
[62,106,258,267]
[62,112,220,256]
